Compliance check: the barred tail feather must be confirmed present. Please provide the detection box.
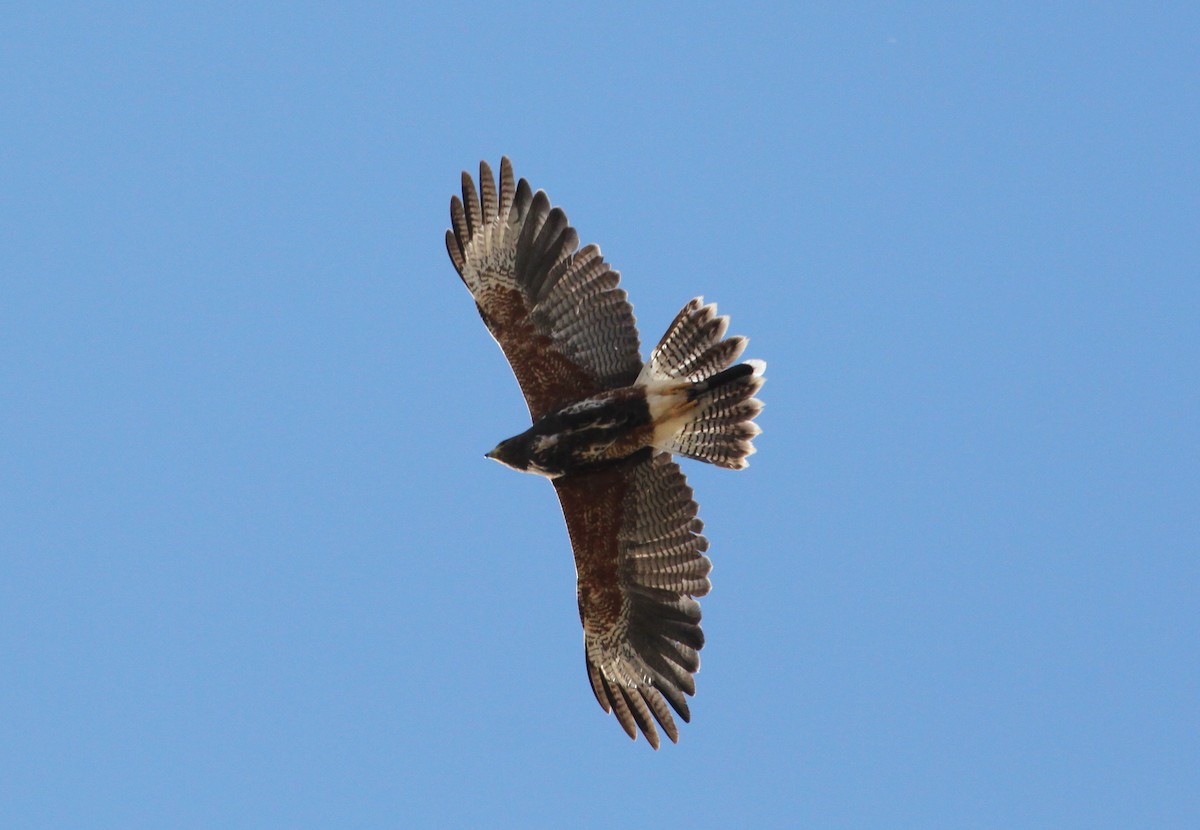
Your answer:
[638,298,748,384]
[663,361,764,469]
[642,298,765,470]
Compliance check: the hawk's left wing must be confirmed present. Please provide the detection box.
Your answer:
[553,450,712,748]
[445,158,643,420]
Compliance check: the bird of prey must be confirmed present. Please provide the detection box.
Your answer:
[445,158,765,748]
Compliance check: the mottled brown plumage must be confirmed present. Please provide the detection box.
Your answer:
[445,158,763,748]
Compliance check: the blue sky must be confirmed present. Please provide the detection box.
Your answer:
[2,3,1197,827]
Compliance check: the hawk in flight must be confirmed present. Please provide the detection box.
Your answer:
[445,158,765,747]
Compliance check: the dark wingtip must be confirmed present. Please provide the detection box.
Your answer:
[445,229,465,277]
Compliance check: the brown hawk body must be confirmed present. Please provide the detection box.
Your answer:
[445,158,764,748]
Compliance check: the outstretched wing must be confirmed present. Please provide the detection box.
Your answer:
[445,158,643,420]
[553,449,712,748]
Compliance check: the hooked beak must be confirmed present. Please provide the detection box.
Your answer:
[484,444,503,461]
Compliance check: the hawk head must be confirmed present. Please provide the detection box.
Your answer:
[485,434,559,478]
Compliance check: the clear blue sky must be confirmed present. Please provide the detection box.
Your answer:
[2,3,1197,828]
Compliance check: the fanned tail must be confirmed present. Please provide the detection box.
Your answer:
[640,299,765,470]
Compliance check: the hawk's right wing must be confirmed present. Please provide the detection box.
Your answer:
[445,158,643,420]
[553,450,712,748]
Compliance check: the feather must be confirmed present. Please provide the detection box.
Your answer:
[479,160,497,223]
[461,171,482,236]
[498,156,516,220]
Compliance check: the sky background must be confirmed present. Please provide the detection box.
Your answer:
[2,3,1197,828]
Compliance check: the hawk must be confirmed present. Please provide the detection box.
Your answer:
[445,158,765,748]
